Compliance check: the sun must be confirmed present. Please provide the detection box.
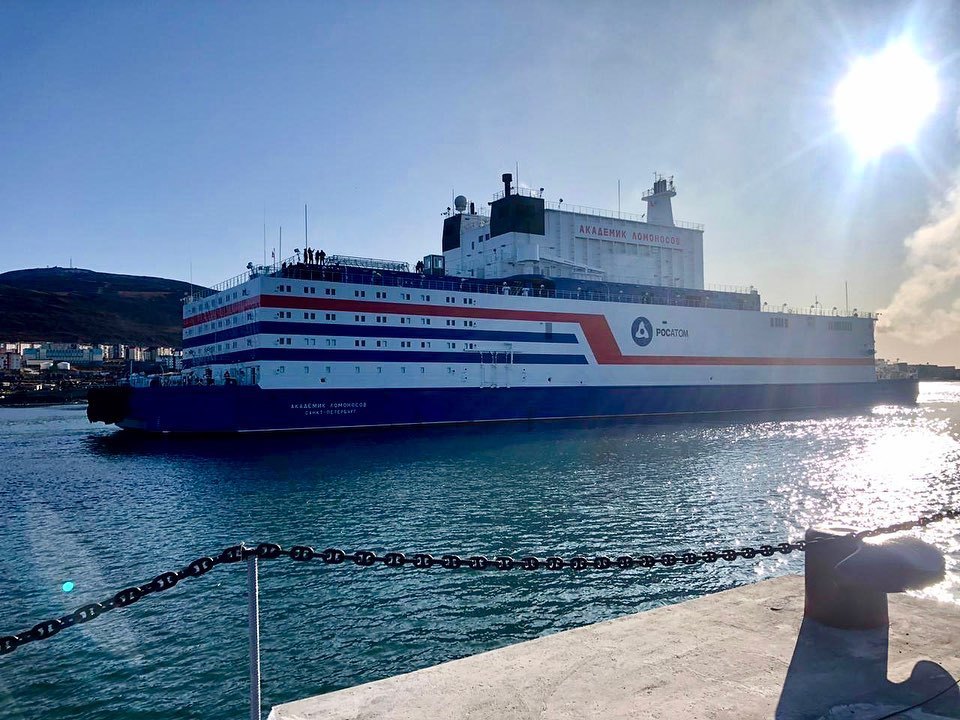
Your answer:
[833,39,939,159]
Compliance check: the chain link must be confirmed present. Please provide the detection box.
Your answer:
[3,507,958,656]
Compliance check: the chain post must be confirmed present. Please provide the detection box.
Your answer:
[247,551,262,720]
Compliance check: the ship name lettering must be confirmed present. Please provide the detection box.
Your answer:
[632,231,681,246]
[291,401,367,411]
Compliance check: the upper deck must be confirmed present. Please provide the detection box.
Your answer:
[189,258,761,313]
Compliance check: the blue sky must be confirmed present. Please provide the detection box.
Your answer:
[1,1,958,363]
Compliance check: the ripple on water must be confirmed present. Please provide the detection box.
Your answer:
[2,389,960,718]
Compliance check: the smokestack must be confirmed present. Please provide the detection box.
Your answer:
[502,173,512,197]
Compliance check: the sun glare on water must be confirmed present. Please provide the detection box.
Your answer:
[833,39,939,159]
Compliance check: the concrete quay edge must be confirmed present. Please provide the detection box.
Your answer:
[269,575,960,720]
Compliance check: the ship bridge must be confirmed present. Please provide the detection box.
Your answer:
[442,173,705,289]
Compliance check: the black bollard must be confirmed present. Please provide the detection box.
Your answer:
[804,526,945,630]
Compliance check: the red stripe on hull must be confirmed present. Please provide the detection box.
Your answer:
[186,293,873,367]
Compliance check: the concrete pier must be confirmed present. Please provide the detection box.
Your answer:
[269,576,960,719]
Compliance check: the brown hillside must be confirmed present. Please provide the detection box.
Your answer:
[0,267,205,347]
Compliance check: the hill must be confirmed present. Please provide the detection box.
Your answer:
[0,267,202,347]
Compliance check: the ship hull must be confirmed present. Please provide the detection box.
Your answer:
[89,380,918,434]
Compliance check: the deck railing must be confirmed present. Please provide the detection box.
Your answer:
[185,256,875,319]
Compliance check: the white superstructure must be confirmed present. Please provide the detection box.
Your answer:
[443,175,704,288]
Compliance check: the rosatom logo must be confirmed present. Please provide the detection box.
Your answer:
[631,316,654,347]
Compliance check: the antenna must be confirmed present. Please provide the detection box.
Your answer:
[304,204,308,251]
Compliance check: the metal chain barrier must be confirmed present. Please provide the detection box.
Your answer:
[3,507,959,657]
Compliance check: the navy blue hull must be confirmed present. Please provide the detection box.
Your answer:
[89,380,919,433]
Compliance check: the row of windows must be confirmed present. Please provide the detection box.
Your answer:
[828,320,854,331]
[276,365,476,376]
[270,337,481,350]
[275,283,335,296]
[190,289,244,315]
[270,284,480,306]
[769,317,856,331]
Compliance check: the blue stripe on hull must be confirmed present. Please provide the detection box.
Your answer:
[183,322,579,349]
[112,382,918,433]
[182,349,588,369]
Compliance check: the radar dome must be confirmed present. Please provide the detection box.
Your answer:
[454,195,468,212]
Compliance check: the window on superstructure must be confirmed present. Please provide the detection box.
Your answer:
[420,367,425,374]
[400,317,409,324]
[326,339,336,347]
[376,291,386,299]
[446,319,455,326]
[304,287,309,294]
[402,293,411,300]
[376,315,387,323]
[325,366,331,373]
[421,318,431,325]
[447,342,455,349]
[326,313,336,320]
[355,340,366,347]
[421,341,431,348]
[770,317,789,328]
[325,288,336,295]
[287,285,292,292]
[355,366,360,373]
[355,290,365,298]
[304,366,309,373]
[401,366,406,374]
[355,315,366,322]
[421,294,430,301]
[377,367,382,374]
[828,320,853,331]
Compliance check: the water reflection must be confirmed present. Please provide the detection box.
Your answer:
[2,389,960,719]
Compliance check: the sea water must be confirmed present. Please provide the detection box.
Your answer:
[2,383,960,718]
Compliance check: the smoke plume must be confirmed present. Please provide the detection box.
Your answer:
[878,177,960,343]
